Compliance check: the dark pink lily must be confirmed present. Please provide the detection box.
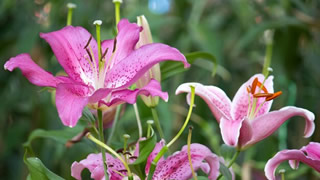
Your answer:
[265,142,320,180]
[176,74,315,149]
[4,19,189,127]
[71,140,220,180]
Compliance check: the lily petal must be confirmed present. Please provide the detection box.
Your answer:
[40,26,98,85]
[265,146,320,180]
[153,143,220,180]
[302,142,320,160]
[105,43,189,89]
[71,153,125,180]
[56,83,90,127]
[175,83,232,122]
[220,117,244,147]
[231,74,274,121]
[145,139,165,174]
[246,106,315,147]
[4,54,62,87]
[104,79,168,107]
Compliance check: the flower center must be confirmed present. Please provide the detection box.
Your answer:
[246,77,282,120]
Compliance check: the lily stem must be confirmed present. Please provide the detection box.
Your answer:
[107,105,122,145]
[262,30,274,77]
[217,150,240,180]
[97,109,109,180]
[66,3,75,26]
[147,86,196,180]
[133,103,143,138]
[151,107,165,139]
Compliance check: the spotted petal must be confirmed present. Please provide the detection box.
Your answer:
[231,74,274,122]
[175,82,232,122]
[40,26,98,86]
[265,142,320,180]
[245,106,315,148]
[4,54,63,87]
[56,83,90,127]
[104,43,189,89]
[103,79,168,107]
[153,143,220,180]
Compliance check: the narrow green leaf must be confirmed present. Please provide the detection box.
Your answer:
[193,176,209,180]
[161,51,217,80]
[219,162,232,180]
[129,133,157,180]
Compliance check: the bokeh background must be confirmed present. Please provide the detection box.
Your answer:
[1,0,320,179]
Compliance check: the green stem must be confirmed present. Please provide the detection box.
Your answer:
[114,1,121,26]
[187,127,197,180]
[147,86,196,179]
[97,109,109,180]
[87,133,132,177]
[133,103,143,138]
[262,30,274,77]
[151,107,165,139]
[107,105,122,145]
[167,86,195,148]
[95,21,102,69]
[66,3,76,26]
[217,150,240,179]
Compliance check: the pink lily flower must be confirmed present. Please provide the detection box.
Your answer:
[265,142,320,180]
[71,140,220,180]
[4,19,189,127]
[176,74,315,149]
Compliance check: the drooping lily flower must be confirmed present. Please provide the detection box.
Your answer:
[71,140,220,180]
[135,15,161,108]
[4,19,189,127]
[265,142,320,180]
[176,74,315,149]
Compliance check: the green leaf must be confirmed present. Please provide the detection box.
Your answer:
[161,51,217,80]
[220,144,236,160]
[23,121,85,149]
[82,107,96,123]
[129,133,157,180]
[193,176,209,180]
[219,162,232,180]
[24,151,64,180]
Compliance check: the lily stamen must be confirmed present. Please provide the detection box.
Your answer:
[253,93,273,98]
[266,91,282,101]
[84,36,92,49]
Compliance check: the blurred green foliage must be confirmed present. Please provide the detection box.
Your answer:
[1,0,320,179]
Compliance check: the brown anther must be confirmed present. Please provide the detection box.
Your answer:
[119,169,128,173]
[256,81,268,93]
[266,91,282,101]
[129,156,138,160]
[85,48,93,62]
[84,36,93,49]
[123,151,132,156]
[116,149,124,154]
[101,48,109,61]
[253,93,273,98]
[108,165,114,168]
[112,38,117,52]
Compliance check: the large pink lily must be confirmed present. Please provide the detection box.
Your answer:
[176,74,315,149]
[4,19,189,127]
[265,142,320,180]
[71,140,220,180]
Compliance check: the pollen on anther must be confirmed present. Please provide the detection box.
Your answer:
[266,91,282,101]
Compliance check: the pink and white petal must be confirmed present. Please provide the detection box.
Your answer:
[56,83,91,127]
[40,26,98,85]
[104,43,189,89]
[4,54,62,87]
[111,19,142,66]
[88,88,112,103]
[145,139,166,174]
[265,149,320,180]
[153,143,220,180]
[104,79,168,106]
[175,83,232,122]
[237,119,253,148]
[105,153,127,180]
[71,153,105,180]
[220,117,244,147]
[246,106,315,147]
[231,74,274,121]
[301,142,320,160]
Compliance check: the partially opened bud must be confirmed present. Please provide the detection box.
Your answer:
[136,15,161,107]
